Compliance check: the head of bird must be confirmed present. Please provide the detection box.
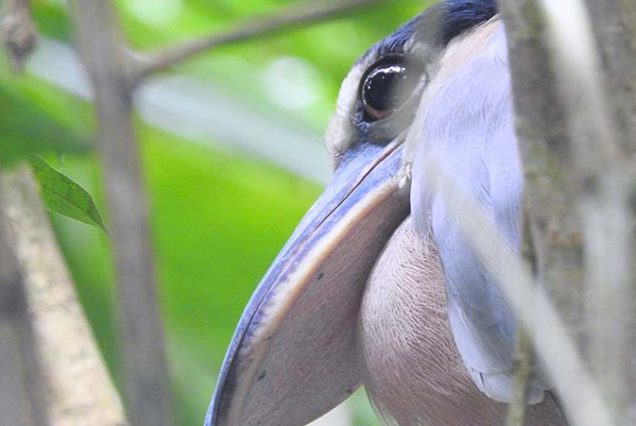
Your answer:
[205,1,562,425]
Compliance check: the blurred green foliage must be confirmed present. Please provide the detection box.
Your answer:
[0,86,86,165]
[2,0,432,424]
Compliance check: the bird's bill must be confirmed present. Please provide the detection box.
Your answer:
[207,140,410,426]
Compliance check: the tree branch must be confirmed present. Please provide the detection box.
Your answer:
[497,0,586,341]
[499,0,636,422]
[1,165,128,426]
[129,0,385,83]
[505,213,537,426]
[0,173,48,426]
[0,0,36,71]
[584,0,636,153]
[68,1,174,425]
[582,0,636,419]
[505,327,531,426]
[415,149,611,426]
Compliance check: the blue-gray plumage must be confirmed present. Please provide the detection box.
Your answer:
[411,22,531,402]
[206,1,566,425]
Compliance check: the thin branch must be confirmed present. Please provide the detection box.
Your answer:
[584,0,636,153]
[505,327,531,426]
[496,0,586,340]
[129,0,385,83]
[1,165,127,426]
[582,1,636,419]
[416,152,612,426]
[505,212,537,426]
[0,175,48,426]
[0,0,36,71]
[68,1,174,425]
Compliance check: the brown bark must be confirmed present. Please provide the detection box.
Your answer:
[583,1,636,420]
[505,327,531,426]
[499,0,636,423]
[498,0,586,343]
[585,0,636,153]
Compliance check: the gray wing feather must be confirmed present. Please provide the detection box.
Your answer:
[411,25,546,403]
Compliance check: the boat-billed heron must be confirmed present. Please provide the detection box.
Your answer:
[206,0,567,425]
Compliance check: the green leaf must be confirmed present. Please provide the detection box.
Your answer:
[30,156,107,232]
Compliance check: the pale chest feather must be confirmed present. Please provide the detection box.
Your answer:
[358,217,565,426]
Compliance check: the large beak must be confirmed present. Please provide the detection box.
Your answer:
[206,140,411,426]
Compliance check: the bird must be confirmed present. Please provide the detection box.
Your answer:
[205,1,567,425]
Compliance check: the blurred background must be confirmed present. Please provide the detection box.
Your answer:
[2,0,429,424]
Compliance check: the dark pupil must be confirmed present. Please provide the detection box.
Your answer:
[362,61,413,121]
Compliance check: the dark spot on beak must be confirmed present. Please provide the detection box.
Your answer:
[317,271,325,281]
[257,370,266,382]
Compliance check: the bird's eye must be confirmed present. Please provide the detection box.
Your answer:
[359,56,423,122]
